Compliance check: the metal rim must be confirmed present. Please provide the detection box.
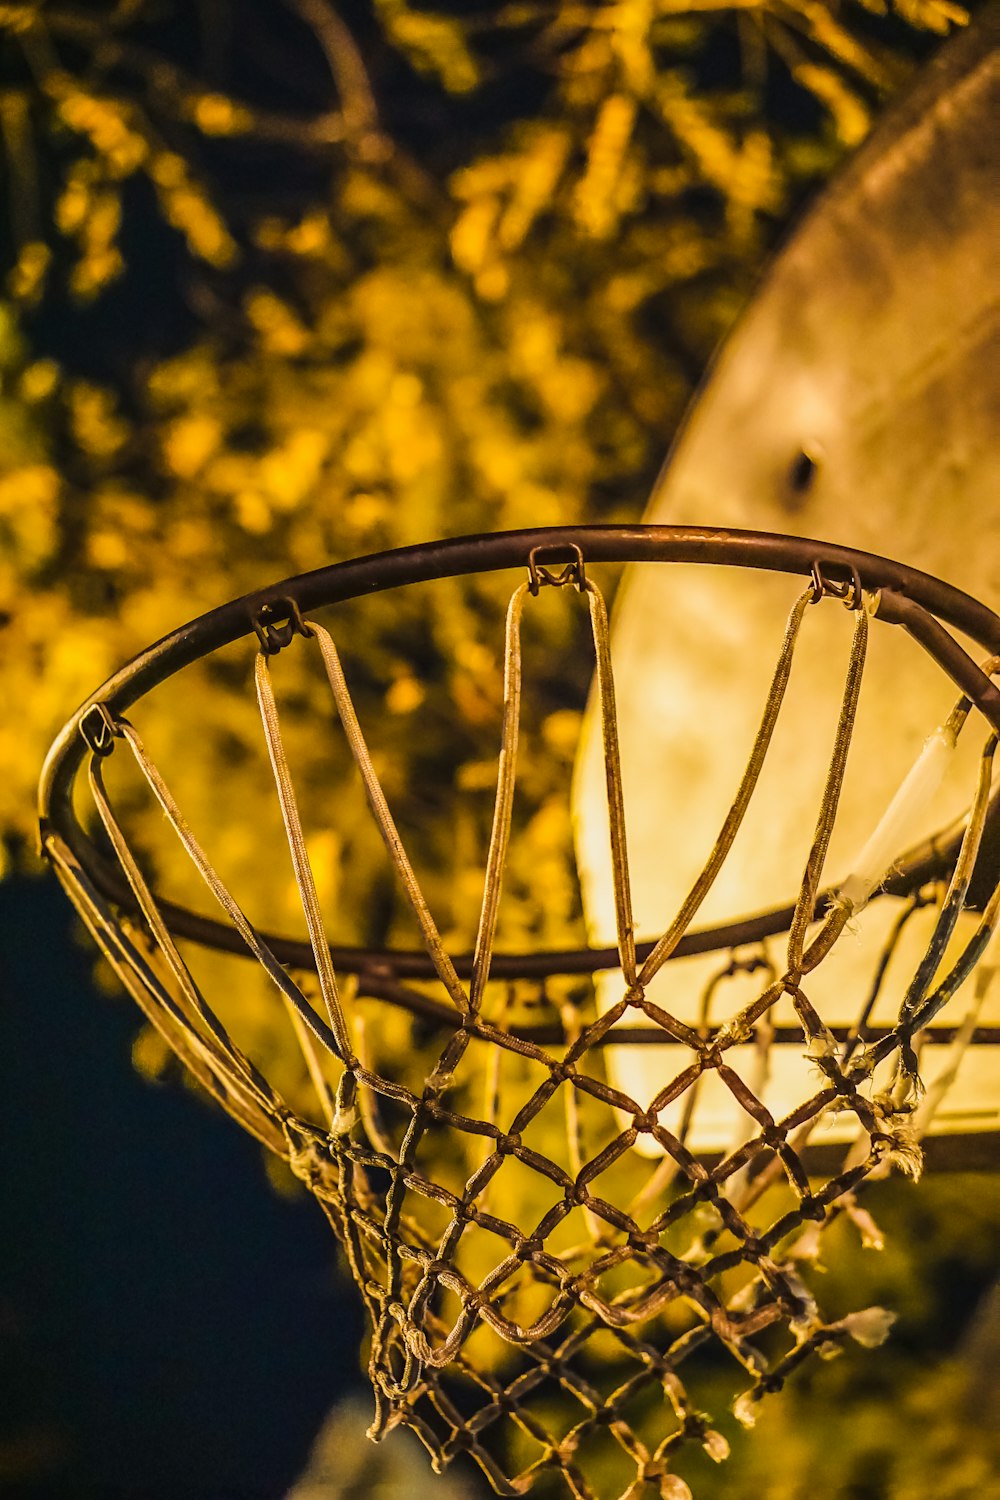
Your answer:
[38,525,1000,980]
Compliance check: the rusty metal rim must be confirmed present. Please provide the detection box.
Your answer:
[38,525,1000,980]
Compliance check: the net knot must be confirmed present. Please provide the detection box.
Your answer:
[692,1176,721,1205]
[798,1194,826,1223]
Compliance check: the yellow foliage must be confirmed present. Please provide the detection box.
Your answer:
[68,383,128,457]
[167,516,215,560]
[0,464,59,572]
[167,189,236,266]
[283,213,335,258]
[163,414,223,479]
[205,451,260,497]
[542,710,584,760]
[245,290,310,356]
[55,90,148,176]
[47,603,109,706]
[191,92,254,136]
[474,261,509,302]
[337,493,388,538]
[450,197,500,276]
[234,490,273,535]
[149,151,187,189]
[375,0,479,92]
[67,190,124,298]
[499,131,570,252]
[19,359,59,403]
[132,1023,173,1082]
[69,246,124,299]
[451,129,572,294]
[146,348,221,406]
[562,30,617,110]
[299,831,343,917]
[6,241,51,304]
[574,94,639,238]
[87,528,131,570]
[795,63,872,146]
[656,76,745,196]
[386,675,426,714]
[151,154,237,267]
[0,3,34,34]
[81,491,159,577]
[55,171,91,235]
[457,757,500,792]
[609,0,657,95]
[892,0,968,29]
[258,429,330,509]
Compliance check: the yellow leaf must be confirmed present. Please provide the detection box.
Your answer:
[0,464,59,570]
[386,675,425,714]
[574,94,638,238]
[796,63,871,147]
[163,414,223,479]
[7,241,51,305]
[246,289,310,356]
[19,359,59,403]
[69,383,128,456]
[192,92,254,136]
[376,0,478,93]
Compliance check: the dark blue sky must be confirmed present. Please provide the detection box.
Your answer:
[1,872,365,1498]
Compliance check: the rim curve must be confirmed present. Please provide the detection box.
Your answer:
[38,524,1000,980]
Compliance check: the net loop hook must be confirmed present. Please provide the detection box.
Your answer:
[810,559,864,610]
[80,702,120,757]
[527,543,586,596]
[253,596,314,655]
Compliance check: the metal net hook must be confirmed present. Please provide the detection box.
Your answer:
[253,596,314,655]
[810,559,864,610]
[527,543,587,596]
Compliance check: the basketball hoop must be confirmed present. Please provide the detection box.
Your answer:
[39,527,1000,1499]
